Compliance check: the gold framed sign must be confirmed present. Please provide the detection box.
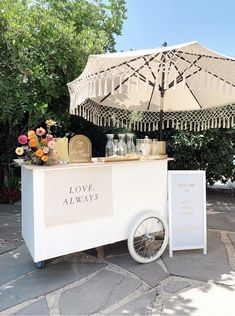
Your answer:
[54,137,69,163]
[69,135,92,163]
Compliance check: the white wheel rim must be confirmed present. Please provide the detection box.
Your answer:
[133,217,166,260]
[128,212,169,263]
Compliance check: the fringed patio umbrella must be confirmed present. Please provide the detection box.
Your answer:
[67,41,235,140]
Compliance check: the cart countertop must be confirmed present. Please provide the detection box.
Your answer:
[14,157,173,171]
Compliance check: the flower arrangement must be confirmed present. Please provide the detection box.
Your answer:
[15,119,58,165]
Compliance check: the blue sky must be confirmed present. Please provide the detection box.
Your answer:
[115,0,235,57]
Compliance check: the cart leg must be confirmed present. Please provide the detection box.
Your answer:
[96,246,104,259]
[35,261,45,269]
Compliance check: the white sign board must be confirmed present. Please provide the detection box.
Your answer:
[168,170,207,257]
[44,166,113,227]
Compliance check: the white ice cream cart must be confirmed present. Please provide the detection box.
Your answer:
[21,158,169,268]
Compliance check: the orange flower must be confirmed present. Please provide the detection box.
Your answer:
[41,155,49,162]
[28,130,36,138]
[35,148,44,157]
[41,138,47,145]
[29,138,38,147]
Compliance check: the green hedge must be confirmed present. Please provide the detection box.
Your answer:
[167,128,235,185]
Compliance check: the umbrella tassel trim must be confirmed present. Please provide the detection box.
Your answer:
[104,77,108,95]
[136,74,139,92]
[182,73,186,89]
[111,77,115,95]
[73,99,234,131]
[98,79,102,96]
[119,77,123,93]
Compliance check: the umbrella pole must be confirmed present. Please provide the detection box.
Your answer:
[159,94,164,141]
[159,109,164,141]
[159,49,166,141]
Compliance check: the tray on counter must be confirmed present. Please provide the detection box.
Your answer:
[93,154,168,163]
[94,155,140,163]
[140,154,168,160]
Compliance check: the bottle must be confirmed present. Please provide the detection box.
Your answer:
[105,134,114,157]
[113,139,119,156]
[118,134,127,156]
[136,139,143,155]
[126,133,136,154]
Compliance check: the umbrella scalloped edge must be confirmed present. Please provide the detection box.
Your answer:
[72,99,235,132]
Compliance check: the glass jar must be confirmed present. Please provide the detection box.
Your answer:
[151,140,166,155]
[142,136,152,156]
[105,134,114,157]
[158,141,167,155]
[151,139,159,155]
[126,133,136,154]
[118,134,127,156]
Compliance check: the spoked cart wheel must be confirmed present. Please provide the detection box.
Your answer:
[128,212,169,263]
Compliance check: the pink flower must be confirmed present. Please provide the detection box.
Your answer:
[47,140,55,149]
[18,135,28,145]
[36,127,46,136]
[46,134,54,141]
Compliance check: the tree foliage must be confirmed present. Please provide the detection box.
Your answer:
[0,0,126,126]
[0,0,234,202]
[0,0,126,191]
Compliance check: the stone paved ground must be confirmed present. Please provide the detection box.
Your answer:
[0,189,234,316]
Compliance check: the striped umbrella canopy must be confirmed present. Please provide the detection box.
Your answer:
[67,41,235,139]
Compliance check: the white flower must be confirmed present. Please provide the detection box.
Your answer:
[15,147,24,156]
[46,119,56,127]
[43,147,50,154]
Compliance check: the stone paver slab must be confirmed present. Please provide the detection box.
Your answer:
[161,283,235,316]
[13,298,49,315]
[207,213,235,232]
[0,205,21,213]
[104,289,157,315]
[60,268,142,315]
[0,226,23,247]
[0,262,106,311]
[162,231,231,283]
[164,280,191,293]
[206,193,235,212]
[0,243,16,255]
[107,254,168,287]
[0,210,23,252]
[0,245,35,286]
[0,212,21,225]
[229,232,235,249]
